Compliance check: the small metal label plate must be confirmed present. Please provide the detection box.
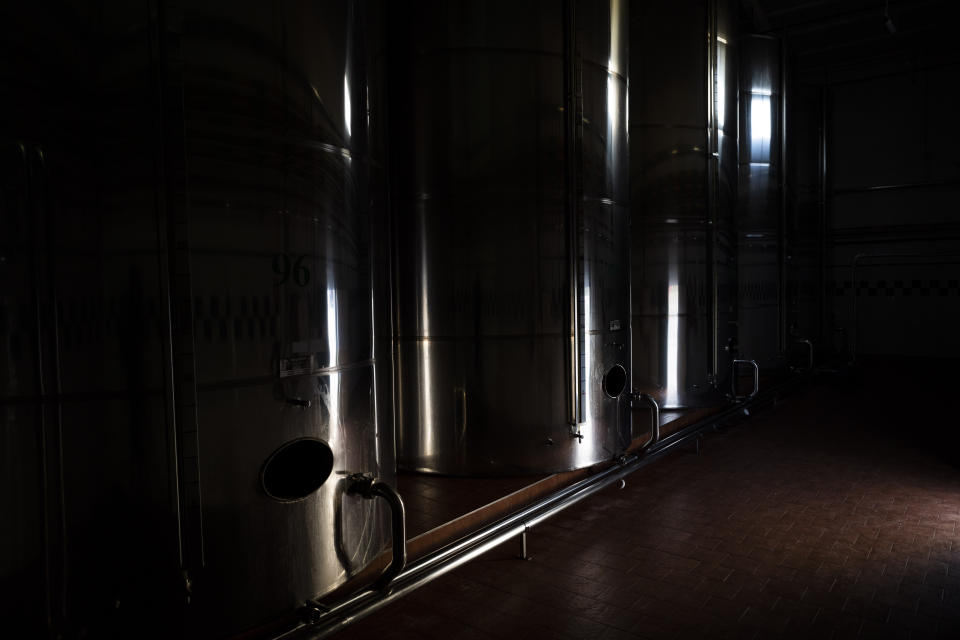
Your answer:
[279,355,314,378]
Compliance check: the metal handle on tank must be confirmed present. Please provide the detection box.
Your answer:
[457,387,467,444]
[346,474,407,589]
[630,392,660,447]
[795,339,814,371]
[732,359,759,401]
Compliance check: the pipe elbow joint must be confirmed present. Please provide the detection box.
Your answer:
[346,474,407,590]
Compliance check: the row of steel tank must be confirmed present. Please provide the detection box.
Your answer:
[631,0,790,409]
[1,0,797,638]
[391,0,794,473]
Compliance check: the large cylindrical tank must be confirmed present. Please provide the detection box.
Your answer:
[389,0,631,474]
[2,3,193,636]
[738,35,786,373]
[629,0,738,409]
[178,0,393,634]
[1,1,394,637]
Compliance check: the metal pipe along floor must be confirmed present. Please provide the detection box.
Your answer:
[341,362,960,639]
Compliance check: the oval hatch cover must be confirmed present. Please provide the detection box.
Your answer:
[261,438,334,502]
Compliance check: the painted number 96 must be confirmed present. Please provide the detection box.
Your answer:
[272,253,310,287]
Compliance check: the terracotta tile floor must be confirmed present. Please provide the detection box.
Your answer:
[398,407,710,540]
[345,364,960,638]
[399,473,547,538]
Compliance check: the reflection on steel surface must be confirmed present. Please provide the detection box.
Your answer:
[738,34,785,373]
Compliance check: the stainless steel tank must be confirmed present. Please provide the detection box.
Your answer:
[738,34,786,374]
[178,0,394,634]
[714,0,740,389]
[389,0,632,474]
[1,1,395,637]
[2,4,190,636]
[629,0,738,409]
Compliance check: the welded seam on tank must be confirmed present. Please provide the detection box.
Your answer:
[0,389,168,405]
[394,334,570,342]
[188,126,355,161]
[194,360,376,392]
[414,47,627,82]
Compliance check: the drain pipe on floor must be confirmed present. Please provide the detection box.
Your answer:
[281,375,804,640]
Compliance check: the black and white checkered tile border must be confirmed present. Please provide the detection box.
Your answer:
[834,279,960,297]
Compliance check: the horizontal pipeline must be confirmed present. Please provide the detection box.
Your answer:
[275,374,803,640]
